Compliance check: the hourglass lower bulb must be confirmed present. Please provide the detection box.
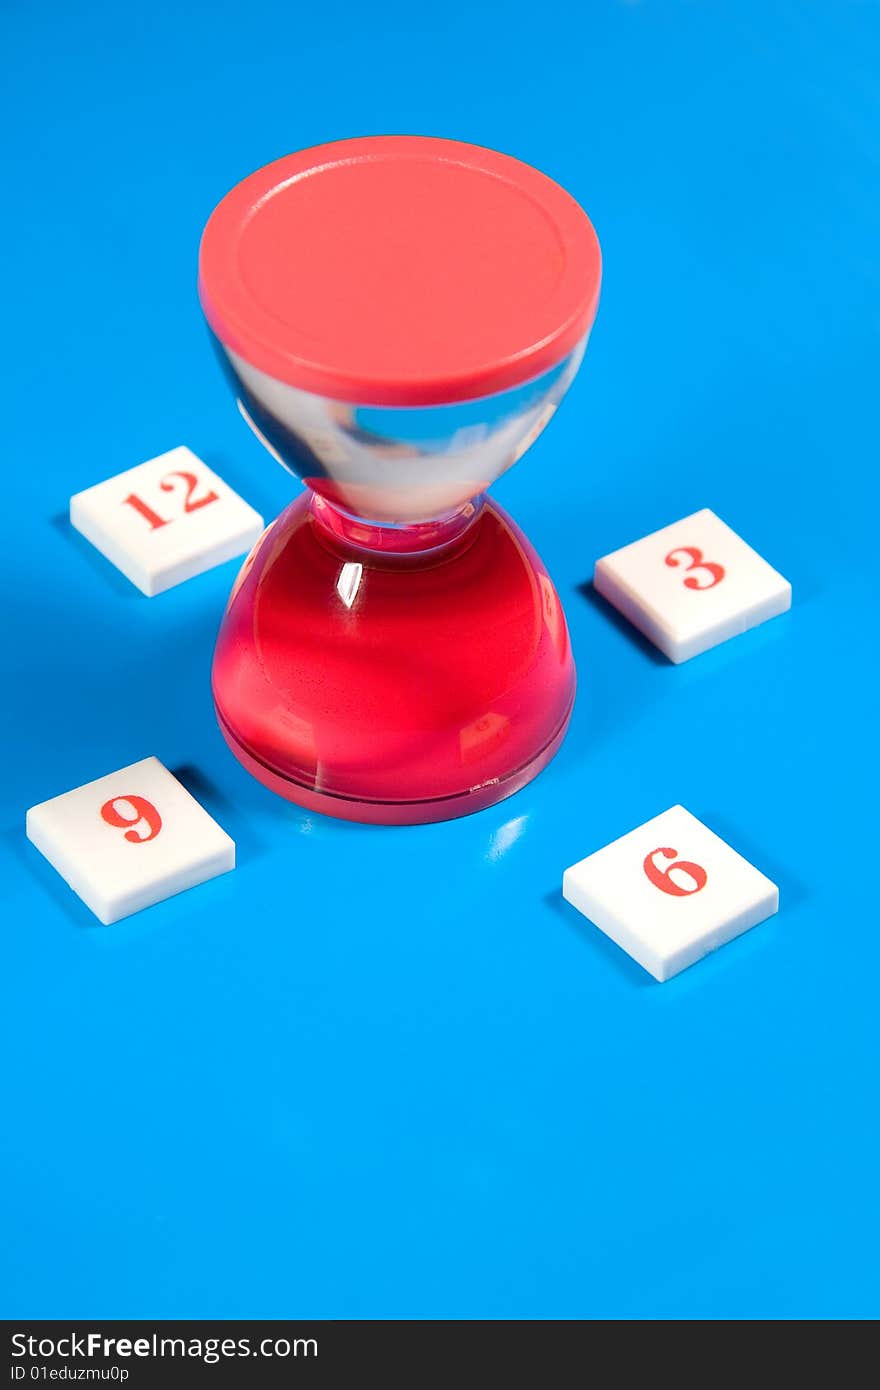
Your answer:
[198,136,601,823]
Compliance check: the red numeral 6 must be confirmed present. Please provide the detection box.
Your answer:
[643,846,707,896]
[100,795,162,843]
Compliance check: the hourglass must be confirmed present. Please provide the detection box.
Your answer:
[199,137,601,823]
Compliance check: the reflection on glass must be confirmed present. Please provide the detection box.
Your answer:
[236,397,287,468]
[336,562,364,611]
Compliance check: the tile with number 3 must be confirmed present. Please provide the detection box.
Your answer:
[562,806,778,981]
[70,446,264,596]
[26,757,235,924]
[593,509,791,662]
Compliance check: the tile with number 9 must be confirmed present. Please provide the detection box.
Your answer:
[26,757,235,924]
[593,508,791,662]
[562,805,778,981]
[70,446,264,596]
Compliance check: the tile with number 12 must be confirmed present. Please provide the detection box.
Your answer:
[593,508,791,662]
[26,757,235,924]
[70,446,264,596]
[562,806,778,981]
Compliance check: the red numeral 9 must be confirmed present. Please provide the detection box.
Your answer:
[665,546,725,590]
[100,795,162,842]
[643,847,707,896]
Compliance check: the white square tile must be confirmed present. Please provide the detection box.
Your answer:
[26,757,235,924]
[562,806,778,982]
[70,446,264,596]
[593,509,791,662]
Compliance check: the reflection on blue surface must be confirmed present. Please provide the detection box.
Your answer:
[485,814,529,863]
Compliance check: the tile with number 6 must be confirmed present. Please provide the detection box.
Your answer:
[70,446,264,596]
[593,508,791,662]
[562,806,778,982]
[26,757,235,924]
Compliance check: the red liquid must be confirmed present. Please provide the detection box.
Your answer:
[212,495,575,823]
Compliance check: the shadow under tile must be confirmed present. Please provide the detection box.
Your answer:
[51,510,140,600]
[576,579,669,667]
[170,763,265,862]
[543,887,654,988]
[5,824,100,930]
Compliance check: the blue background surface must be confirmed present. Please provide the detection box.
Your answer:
[2,0,878,1320]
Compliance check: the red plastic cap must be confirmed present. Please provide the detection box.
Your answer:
[198,136,601,407]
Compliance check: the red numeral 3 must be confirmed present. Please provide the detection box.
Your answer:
[100,795,162,842]
[665,546,725,589]
[643,847,707,896]
[123,470,219,529]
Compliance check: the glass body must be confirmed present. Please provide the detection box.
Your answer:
[211,338,588,823]
[225,342,584,526]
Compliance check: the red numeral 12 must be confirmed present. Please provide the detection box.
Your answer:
[123,470,219,530]
[122,494,168,529]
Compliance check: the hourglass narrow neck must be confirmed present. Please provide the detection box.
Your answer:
[309,491,484,558]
